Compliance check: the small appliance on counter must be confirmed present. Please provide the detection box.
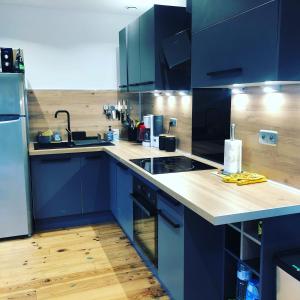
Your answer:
[142,114,164,148]
[224,124,242,174]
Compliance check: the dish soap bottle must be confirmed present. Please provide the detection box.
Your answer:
[106,126,113,142]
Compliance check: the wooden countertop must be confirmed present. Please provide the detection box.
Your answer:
[29,141,300,225]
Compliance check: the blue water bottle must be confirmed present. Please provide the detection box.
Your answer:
[236,263,252,300]
[246,278,260,300]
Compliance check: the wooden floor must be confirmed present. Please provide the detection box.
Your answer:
[0,223,169,300]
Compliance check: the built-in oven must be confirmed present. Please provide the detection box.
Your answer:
[131,177,158,267]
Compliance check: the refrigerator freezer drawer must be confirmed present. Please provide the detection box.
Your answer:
[0,116,31,238]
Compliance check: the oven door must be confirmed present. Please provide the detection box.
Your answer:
[132,193,157,267]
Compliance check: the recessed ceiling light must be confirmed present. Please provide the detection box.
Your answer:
[126,6,137,10]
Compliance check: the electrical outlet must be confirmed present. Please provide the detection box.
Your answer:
[259,130,278,146]
[169,118,177,127]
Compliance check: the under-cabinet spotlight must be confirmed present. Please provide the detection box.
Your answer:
[154,92,160,97]
[178,91,187,96]
[231,87,245,95]
[165,92,172,96]
[262,85,281,94]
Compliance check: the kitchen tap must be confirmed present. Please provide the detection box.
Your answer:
[54,110,72,143]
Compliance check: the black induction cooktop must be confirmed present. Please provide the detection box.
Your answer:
[130,156,215,175]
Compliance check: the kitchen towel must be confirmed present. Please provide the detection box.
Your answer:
[224,139,242,174]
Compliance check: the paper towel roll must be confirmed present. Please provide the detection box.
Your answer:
[224,139,242,174]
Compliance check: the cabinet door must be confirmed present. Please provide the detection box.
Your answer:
[127,19,141,91]
[116,163,133,240]
[31,155,82,220]
[192,0,271,33]
[139,7,155,87]
[81,153,109,214]
[119,28,128,89]
[158,195,184,300]
[192,2,278,87]
[109,158,118,219]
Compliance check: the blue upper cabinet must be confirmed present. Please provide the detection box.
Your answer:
[81,153,110,214]
[139,7,155,90]
[192,1,300,87]
[127,18,141,91]
[118,28,128,92]
[192,0,270,33]
[124,5,190,92]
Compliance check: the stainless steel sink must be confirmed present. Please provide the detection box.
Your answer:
[33,140,114,150]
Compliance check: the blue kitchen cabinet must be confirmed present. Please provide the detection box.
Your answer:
[192,1,300,87]
[127,18,141,92]
[31,154,82,220]
[192,1,278,87]
[109,157,118,220]
[124,5,190,92]
[158,192,184,300]
[118,28,128,91]
[81,153,110,214]
[116,162,133,240]
[139,7,155,89]
[192,0,270,33]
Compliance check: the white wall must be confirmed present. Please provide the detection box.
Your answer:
[0,4,136,90]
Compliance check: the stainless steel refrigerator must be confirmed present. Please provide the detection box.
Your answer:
[0,73,32,238]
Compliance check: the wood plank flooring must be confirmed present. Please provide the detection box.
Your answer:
[0,223,169,300]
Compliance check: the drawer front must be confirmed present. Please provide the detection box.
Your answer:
[192,2,278,87]
[192,0,272,33]
[157,191,184,217]
[158,197,184,300]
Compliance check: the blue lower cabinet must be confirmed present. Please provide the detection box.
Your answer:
[158,193,184,300]
[31,155,82,219]
[81,153,109,214]
[109,158,118,220]
[116,162,133,240]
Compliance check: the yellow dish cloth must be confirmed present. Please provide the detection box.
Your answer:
[220,172,267,186]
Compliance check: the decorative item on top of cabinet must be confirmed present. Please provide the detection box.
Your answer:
[191,1,300,87]
[121,5,190,92]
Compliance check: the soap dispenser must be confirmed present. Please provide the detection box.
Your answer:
[106,126,113,142]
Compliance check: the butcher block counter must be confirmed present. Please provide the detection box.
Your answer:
[29,140,300,225]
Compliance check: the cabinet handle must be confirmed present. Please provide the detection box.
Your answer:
[128,83,140,87]
[117,162,129,171]
[139,81,155,86]
[206,67,243,77]
[41,157,71,163]
[158,190,181,207]
[118,85,127,88]
[158,210,180,228]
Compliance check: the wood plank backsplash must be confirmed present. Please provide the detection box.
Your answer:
[28,87,300,189]
[141,93,192,153]
[231,85,300,189]
[27,90,125,141]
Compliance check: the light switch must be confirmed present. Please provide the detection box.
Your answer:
[259,130,278,146]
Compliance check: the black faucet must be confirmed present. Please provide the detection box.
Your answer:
[54,110,72,143]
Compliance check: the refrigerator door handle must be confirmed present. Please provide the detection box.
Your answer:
[0,116,20,123]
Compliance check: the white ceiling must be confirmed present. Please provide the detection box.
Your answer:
[0,0,186,15]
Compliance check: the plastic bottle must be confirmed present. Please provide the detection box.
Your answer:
[236,263,252,300]
[246,278,260,300]
[106,126,113,142]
